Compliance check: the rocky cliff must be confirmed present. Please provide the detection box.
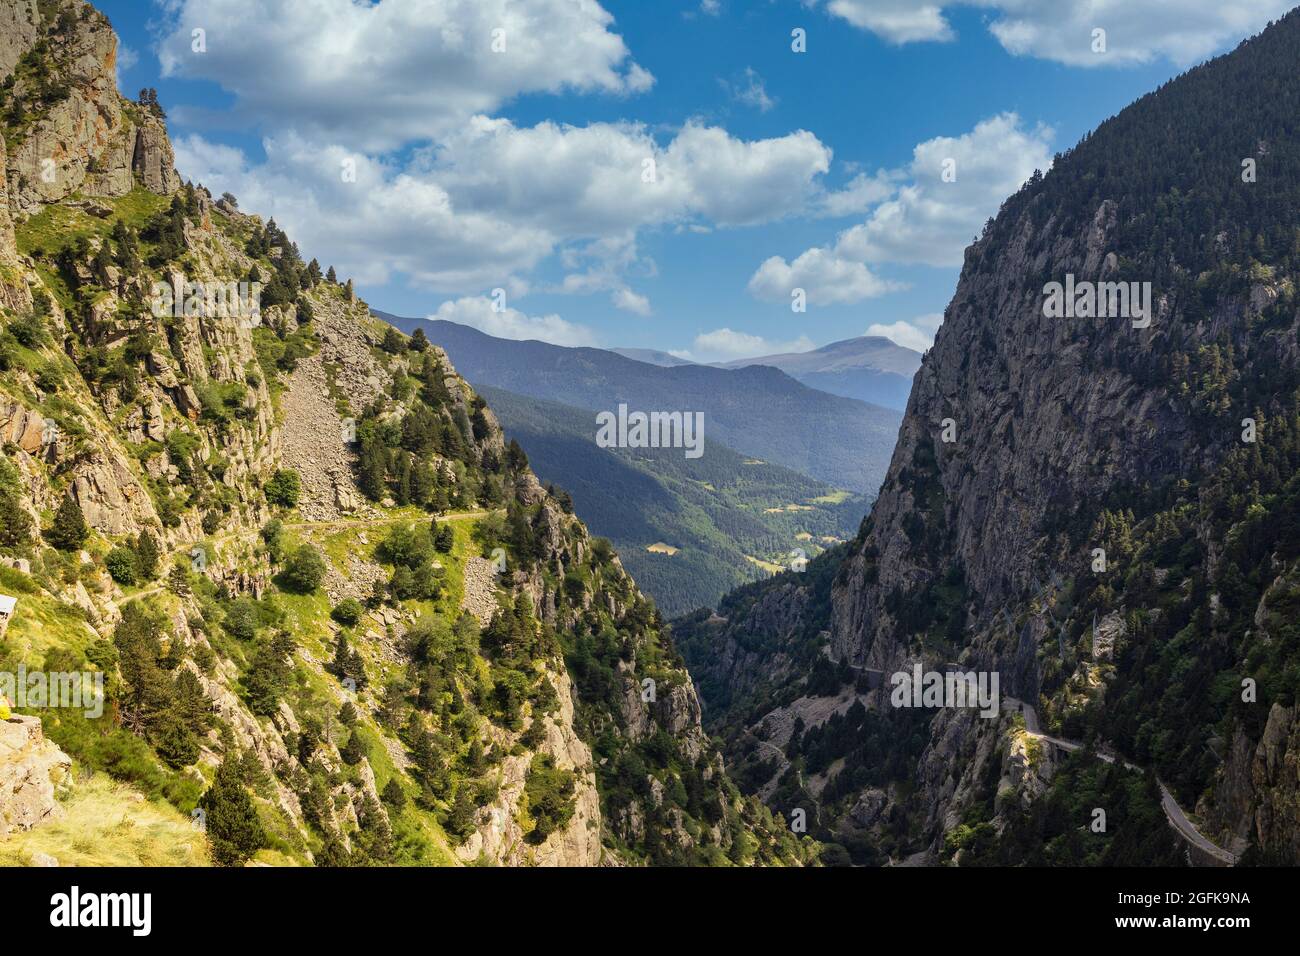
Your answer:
[0,0,810,867]
[680,11,1300,866]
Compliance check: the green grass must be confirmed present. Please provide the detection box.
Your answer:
[0,772,209,867]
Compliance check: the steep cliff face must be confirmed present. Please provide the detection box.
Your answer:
[683,12,1300,866]
[827,12,1300,864]
[2,0,177,215]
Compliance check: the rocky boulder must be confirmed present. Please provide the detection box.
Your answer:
[0,715,73,837]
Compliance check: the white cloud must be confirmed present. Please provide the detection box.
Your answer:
[428,296,598,347]
[721,67,776,112]
[689,328,816,362]
[814,0,1291,67]
[865,312,942,351]
[156,0,653,150]
[835,112,1053,267]
[700,0,722,15]
[612,288,652,316]
[819,168,901,217]
[426,117,830,234]
[748,247,903,305]
[175,117,834,294]
[822,0,954,44]
[749,113,1051,306]
[174,133,554,290]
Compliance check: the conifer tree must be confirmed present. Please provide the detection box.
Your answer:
[46,495,88,551]
[198,754,267,866]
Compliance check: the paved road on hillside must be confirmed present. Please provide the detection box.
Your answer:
[1003,697,1237,865]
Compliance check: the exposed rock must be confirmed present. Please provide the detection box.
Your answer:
[0,715,73,837]
[460,556,500,626]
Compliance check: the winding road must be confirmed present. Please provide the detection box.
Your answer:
[1003,697,1238,865]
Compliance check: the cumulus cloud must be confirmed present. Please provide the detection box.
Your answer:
[865,312,943,351]
[174,133,554,290]
[834,112,1053,267]
[175,116,834,293]
[687,328,816,362]
[814,0,1290,67]
[428,296,598,347]
[426,117,830,234]
[156,0,653,150]
[821,0,954,44]
[748,247,903,305]
[749,113,1051,306]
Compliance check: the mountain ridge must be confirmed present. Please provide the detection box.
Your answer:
[377,313,902,494]
[0,0,814,868]
[675,9,1300,866]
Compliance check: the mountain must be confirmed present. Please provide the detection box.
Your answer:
[609,347,694,367]
[0,0,813,867]
[377,314,902,494]
[717,336,922,411]
[674,11,1300,867]
[477,384,871,618]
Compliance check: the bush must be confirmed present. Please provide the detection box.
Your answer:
[281,544,326,593]
[105,545,140,586]
[264,469,301,508]
[331,598,363,627]
[8,313,44,348]
[223,598,260,640]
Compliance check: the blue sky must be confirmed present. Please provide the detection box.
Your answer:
[98,0,1294,360]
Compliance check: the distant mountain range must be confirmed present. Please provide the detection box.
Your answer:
[478,384,870,617]
[609,347,695,367]
[376,315,903,494]
[716,335,921,410]
[611,335,921,410]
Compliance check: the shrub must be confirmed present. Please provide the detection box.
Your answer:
[223,598,260,641]
[8,312,44,347]
[281,544,326,593]
[264,469,301,508]
[331,598,363,627]
[105,545,140,586]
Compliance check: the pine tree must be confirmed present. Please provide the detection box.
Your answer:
[198,754,267,866]
[447,786,476,840]
[134,530,160,579]
[46,495,88,551]
[340,728,366,765]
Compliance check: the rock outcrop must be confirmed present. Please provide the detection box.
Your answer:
[0,715,72,837]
